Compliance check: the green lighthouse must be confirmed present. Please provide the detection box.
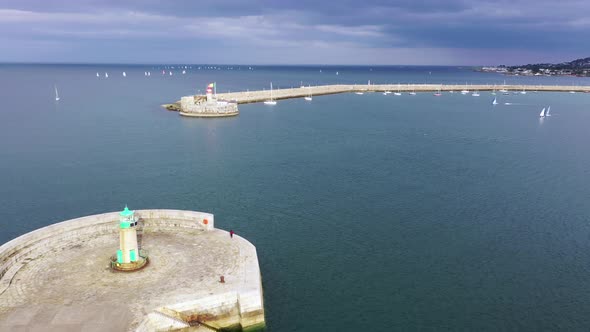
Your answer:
[117,205,139,264]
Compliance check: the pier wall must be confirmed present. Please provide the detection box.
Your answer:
[167,83,590,116]
[175,84,590,107]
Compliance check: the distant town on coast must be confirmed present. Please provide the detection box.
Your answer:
[478,56,590,77]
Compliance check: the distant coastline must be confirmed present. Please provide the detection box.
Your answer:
[475,57,590,77]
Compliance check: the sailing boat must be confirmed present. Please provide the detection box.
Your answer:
[539,107,546,117]
[500,80,508,93]
[520,88,526,95]
[492,97,498,105]
[304,85,312,101]
[122,71,126,77]
[546,106,551,117]
[434,87,442,96]
[105,72,109,78]
[472,90,480,97]
[394,84,402,96]
[96,72,100,77]
[264,82,277,105]
[54,86,60,101]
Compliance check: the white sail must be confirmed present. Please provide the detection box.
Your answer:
[96,72,100,77]
[54,86,60,101]
[539,108,546,117]
[305,85,312,101]
[122,71,126,77]
[546,106,551,116]
[492,97,498,105]
[105,72,108,78]
[264,82,277,105]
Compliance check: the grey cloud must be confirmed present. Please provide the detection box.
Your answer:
[0,0,588,64]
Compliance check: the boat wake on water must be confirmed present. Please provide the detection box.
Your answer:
[503,103,535,106]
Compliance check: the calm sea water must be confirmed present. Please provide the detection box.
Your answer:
[2,64,590,331]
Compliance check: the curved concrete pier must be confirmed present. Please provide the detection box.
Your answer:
[213,84,590,104]
[166,83,590,114]
[0,210,265,331]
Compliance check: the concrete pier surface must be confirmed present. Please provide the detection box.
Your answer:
[165,83,590,112]
[0,210,264,332]
[216,84,590,104]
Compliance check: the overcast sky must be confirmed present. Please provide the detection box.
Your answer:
[1,0,588,65]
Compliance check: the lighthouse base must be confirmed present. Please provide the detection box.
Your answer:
[110,255,148,272]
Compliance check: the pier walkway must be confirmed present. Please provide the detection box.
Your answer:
[212,84,590,104]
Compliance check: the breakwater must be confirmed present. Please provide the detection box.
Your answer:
[0,209,265,331]
[216,84,590,103]
[165,84,590,112]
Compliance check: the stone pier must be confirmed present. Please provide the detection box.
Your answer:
[164,83,590,113]
[0,209,264,331]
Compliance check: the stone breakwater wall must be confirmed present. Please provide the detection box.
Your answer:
[174,84,590,105]
[137,234,265,331]
[0,210,214,296]
[213,84,590,104]
[0,210,265,331]
[180,96,239,117]
[168,84,590,114]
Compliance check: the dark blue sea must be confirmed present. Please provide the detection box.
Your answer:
[2,64,590,331]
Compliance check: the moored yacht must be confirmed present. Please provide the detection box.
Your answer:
[264,82,277,105]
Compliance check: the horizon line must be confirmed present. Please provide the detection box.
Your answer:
[0,61,483,67]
